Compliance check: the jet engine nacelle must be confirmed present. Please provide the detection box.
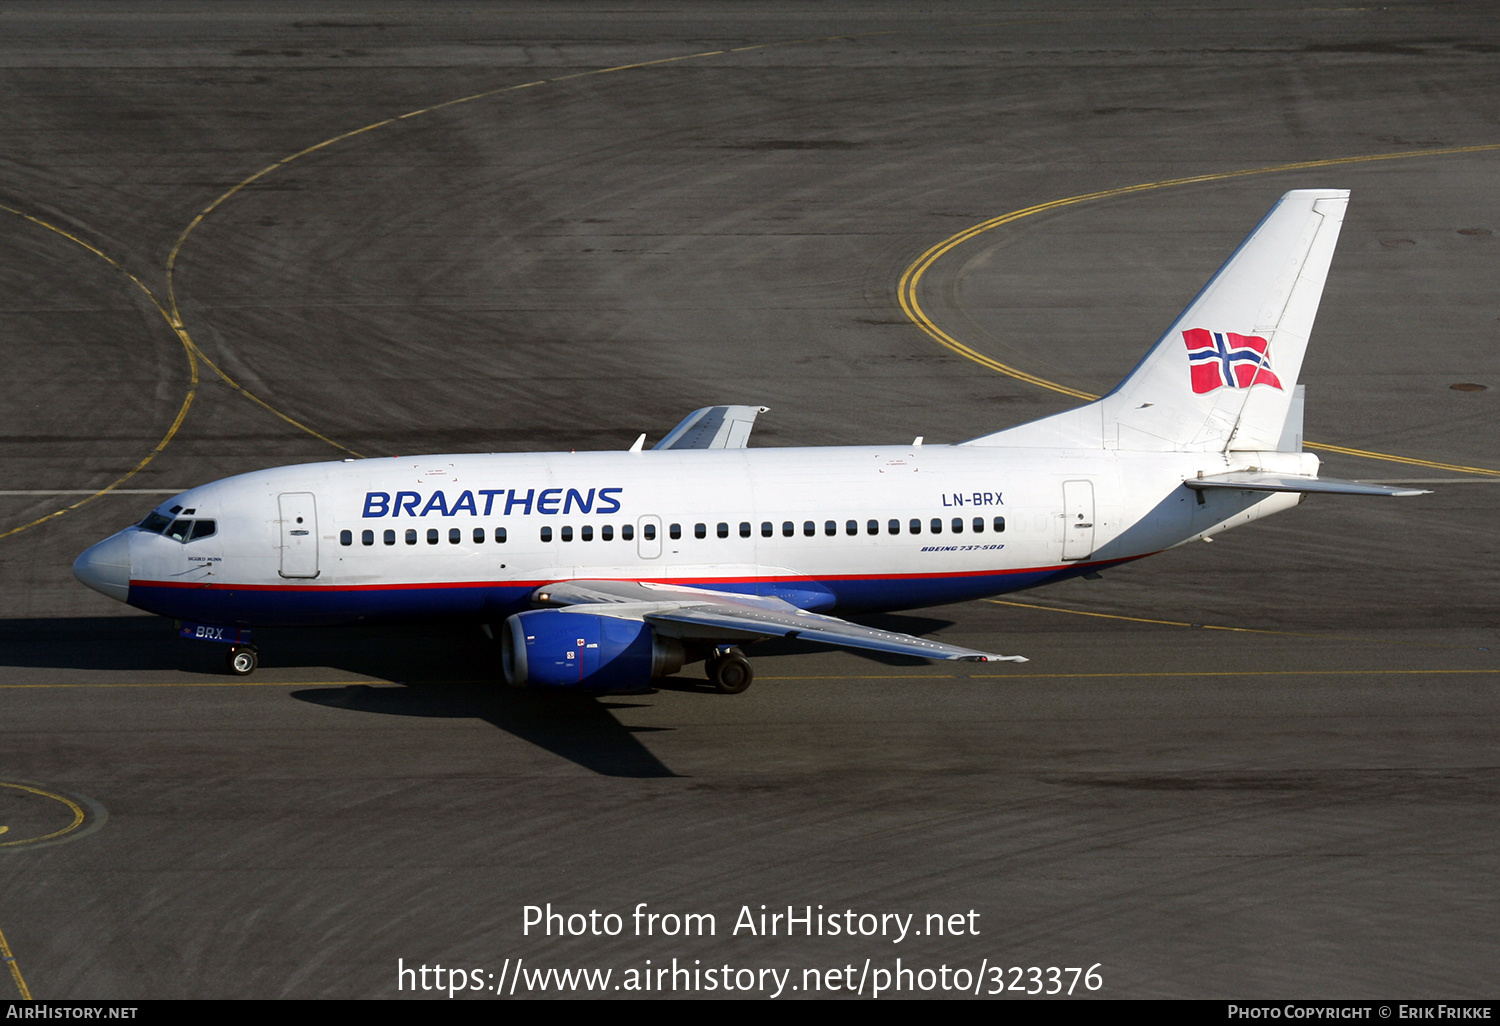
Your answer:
[501,609,685,690]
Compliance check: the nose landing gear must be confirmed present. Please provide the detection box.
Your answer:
[226,644,259,676]
[178,622,257,676]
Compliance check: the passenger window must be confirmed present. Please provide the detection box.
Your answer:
[993,516,1006,533]
[909,519,921,535]
[405,529,417,545]
[973,517,984,533]
[824,520,836,536]
[867,520,879,535]
[695,523,706,539]
[495,526,508,543]
[951,518,963,534]
[740,522,751,538]
[190,520,217,541]
[803,521,815,537]
[384,529,395,545]
[166,519,192,542]
[888,519,900,535]
[623,524,636,541]
[601,525,613,541]
[361,529,374,546]
[717,522,728,539]
[340,530,352,546]
[540,526,553,542]
[846,520,858,536]
[669,524,681,540]
[783,521,794,538]
[448,528,460,544]
[473,528,485,543]
[762,522,773,538]
[561,526,574,542]
[427,529,439,545]
[642,523,654,541]
[930,519,942,534]
[581,525,593,541]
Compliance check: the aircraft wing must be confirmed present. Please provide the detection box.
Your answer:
[1184,472,1431,497]
[531,580,1027,663]
[652,405,769,450]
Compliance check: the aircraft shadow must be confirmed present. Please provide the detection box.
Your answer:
[0,616,676,779]
[0,615,208,672]
[0,611,965,775]
[292,682,678,778]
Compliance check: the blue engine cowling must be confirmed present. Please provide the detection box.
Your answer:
[501,609,685,690]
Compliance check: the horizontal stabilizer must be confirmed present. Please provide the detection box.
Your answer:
[1184,472,1430,497]
[653,405,769,450]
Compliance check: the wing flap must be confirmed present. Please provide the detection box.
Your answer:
[644,605,1024,662]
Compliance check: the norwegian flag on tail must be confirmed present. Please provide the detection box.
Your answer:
[1183,328,1283,394]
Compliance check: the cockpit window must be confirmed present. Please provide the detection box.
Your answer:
[141,507,218,543]
[139,512,172,534]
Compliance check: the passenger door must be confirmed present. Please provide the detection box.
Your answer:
[278,492,320,578]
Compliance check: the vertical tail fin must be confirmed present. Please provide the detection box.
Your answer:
[964,189,1348,451]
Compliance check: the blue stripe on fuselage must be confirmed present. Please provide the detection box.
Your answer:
[127,563,1117,628]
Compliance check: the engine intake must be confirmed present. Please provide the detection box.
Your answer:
[501,609,684,690]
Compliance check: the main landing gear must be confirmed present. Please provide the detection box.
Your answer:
[226,644,259,676]
[705,646,753,694]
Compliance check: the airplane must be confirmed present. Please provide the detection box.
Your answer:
[73,188,1427,693]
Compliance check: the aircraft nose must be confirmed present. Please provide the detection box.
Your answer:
[73,531,133,603]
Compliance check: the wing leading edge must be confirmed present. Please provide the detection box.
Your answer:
[532,580,1028,663]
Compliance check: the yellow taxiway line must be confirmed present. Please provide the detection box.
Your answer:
[0,783,85,850]
[0,203,202,542]
[0,922,30,1001]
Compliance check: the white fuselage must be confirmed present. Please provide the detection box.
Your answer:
[110,444,1308,628]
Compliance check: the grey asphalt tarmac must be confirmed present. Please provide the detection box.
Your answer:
[1,1,1496,1000]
